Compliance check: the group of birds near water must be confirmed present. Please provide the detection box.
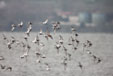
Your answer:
[0,19,102,72]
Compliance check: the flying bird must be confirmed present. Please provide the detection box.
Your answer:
[52,21,61,33]
[59,35,63,44]
[44,63,50,71]
[32,35,40,45]
[42,19,48,25]
[39,29,43,35]
[71,26,76,33]
[25,22,32,36]
[55,42,61,54]
[0,64,6,69]
[18,21,23,28]
[11,24,16,32]
[2,34,7,40]
[5,66,12,71]
[0,56,5,61]
[78,62,83,70]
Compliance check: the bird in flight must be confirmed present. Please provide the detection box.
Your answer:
[42,19,48,25]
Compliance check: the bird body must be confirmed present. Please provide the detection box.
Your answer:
[18,21,23,28]
[0,56,5,60]
[0,64,6,69]
[11,24,16,32]
[43,19,48,25]
[5,66,12,71]
[39,29,43,35]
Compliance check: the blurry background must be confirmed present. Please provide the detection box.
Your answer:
[0,0,113,32]
[0,1,113,76]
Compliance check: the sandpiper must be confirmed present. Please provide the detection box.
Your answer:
[11,24,16,32]
[55,42,61,54]
[42,19,48,25]
[78,62,83,70]
[35,52,41,63]
[24,35,28,41]
[5,66,12,71]
[18,21,23,28]
[2,34,7,40]
[45,30,53,40]
[71,26,76,33]
[32,35,40,45]
[0,56,5,61]
[39,29,43,35]
[63,46,67,55]
[20,51,29,61]
[0,64,6,69]
[39,42,45,50]
[62,56,68,70]
[59,35,63,44]
[7,41,12,49]
[44,63,50,71]
[52,21,61,33]
[25,22,32,36]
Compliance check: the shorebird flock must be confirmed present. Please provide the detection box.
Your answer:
[0,19,102,72]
